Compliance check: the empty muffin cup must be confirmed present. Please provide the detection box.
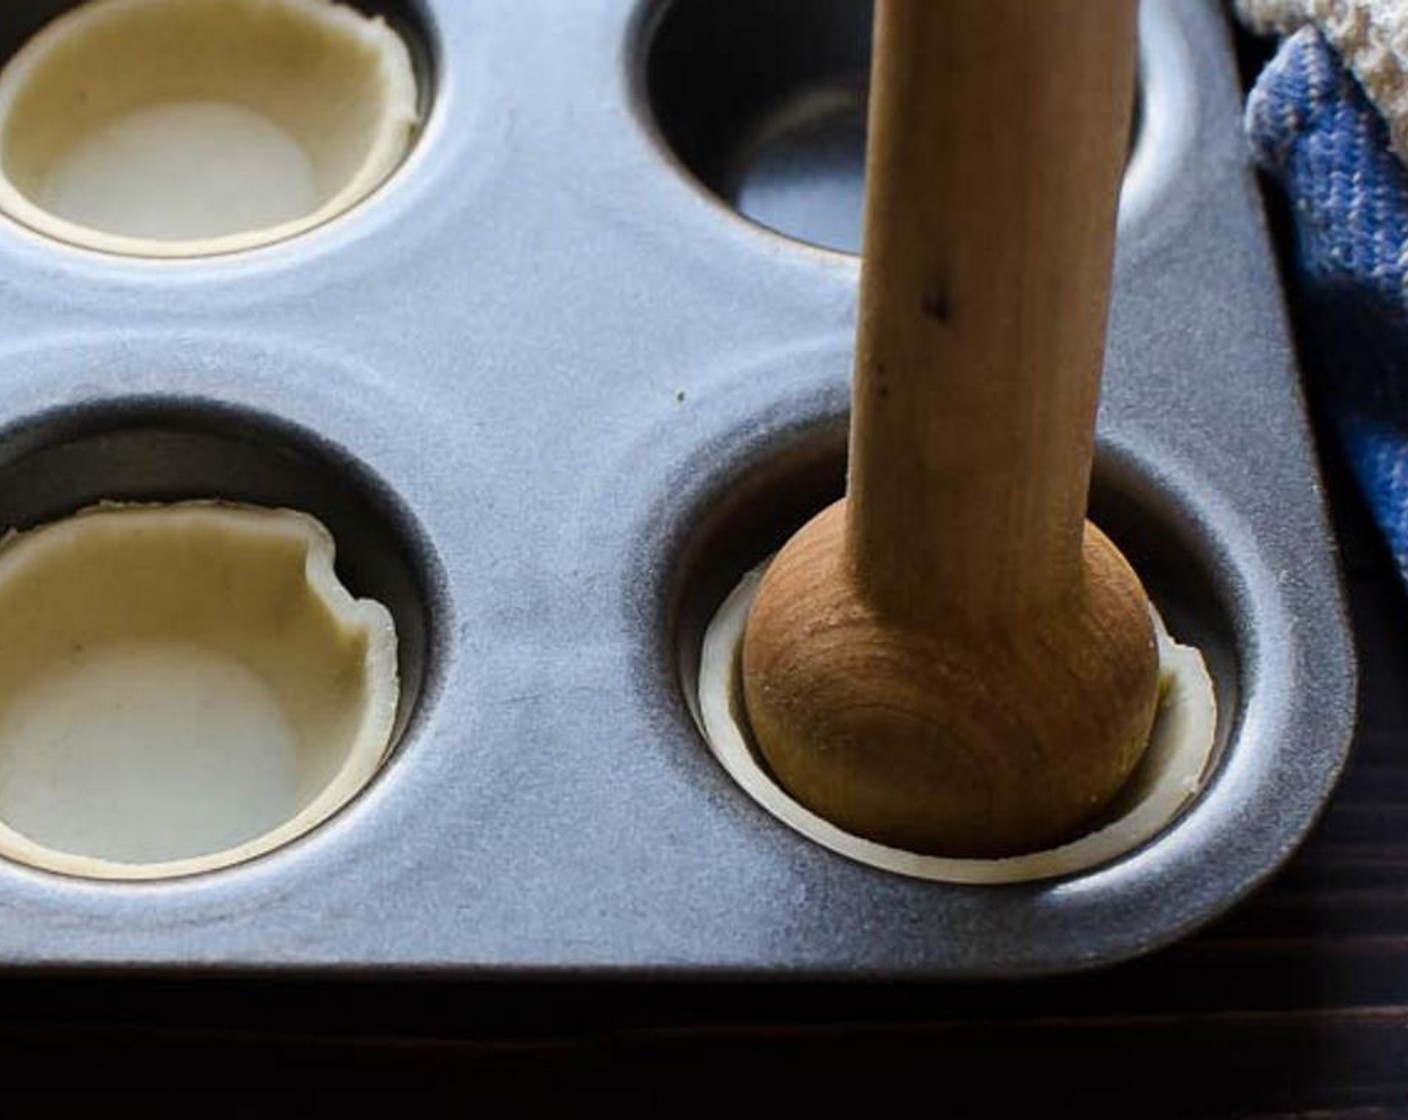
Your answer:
[0,502,399,880]
[0,0,420,257]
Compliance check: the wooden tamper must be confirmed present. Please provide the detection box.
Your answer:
[740,0,1159,858]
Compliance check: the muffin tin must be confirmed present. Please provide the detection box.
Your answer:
[0,0,1356,976]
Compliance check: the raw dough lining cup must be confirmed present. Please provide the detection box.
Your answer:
[0,400,439,882]
[0,503,398,881]
[698,568,1216,884]
[0,0,421,258]
[671,435,1237,885]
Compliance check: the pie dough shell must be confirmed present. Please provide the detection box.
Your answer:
[0,0,419,257]
[697,563,1219,884]
[0,502,400,880]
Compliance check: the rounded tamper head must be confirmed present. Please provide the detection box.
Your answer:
[741,499,1160,858]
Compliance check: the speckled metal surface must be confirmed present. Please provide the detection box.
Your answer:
[0,0,1355,977]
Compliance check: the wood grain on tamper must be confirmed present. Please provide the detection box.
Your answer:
[742,0,1160,857]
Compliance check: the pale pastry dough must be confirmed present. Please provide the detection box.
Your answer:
[0,503,399,880]
[696,562,1218,885]
[0,0,419,256]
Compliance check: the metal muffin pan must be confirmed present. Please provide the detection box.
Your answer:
[0,0,1355,976]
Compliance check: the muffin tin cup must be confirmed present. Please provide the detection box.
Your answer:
[0,0,1357,977]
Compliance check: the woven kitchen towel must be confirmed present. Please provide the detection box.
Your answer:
[1239,0,1408,160]
[1240,2,1408,580]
